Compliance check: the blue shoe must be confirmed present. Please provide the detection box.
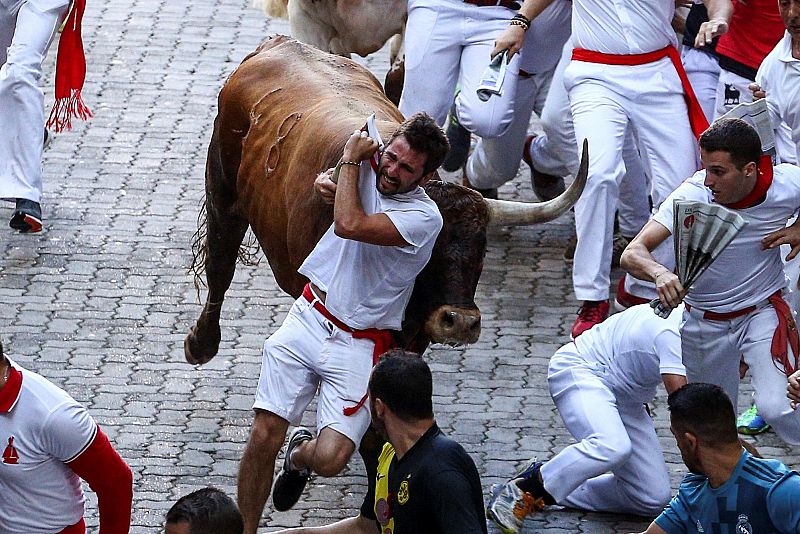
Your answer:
[737,405,770,435]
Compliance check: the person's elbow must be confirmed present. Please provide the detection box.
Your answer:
[619,241,644,272]
[333,218,361,240]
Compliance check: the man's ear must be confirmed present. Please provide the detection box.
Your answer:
[419,170,437,187]
[374,397,386,417]
[685,431,699,452]
[744,160,758,177]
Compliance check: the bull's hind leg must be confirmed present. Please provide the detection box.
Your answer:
[185,130,249,364]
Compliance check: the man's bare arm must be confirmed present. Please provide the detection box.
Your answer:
[333,130,409,246]
[631,522,669,534]
[696,0,732,47]
[272,515,377,534]
[662,373,688,395]
[620,220,685,309]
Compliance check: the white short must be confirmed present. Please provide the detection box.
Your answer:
[254,297,375,446]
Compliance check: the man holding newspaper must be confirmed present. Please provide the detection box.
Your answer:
[621,117,800,444]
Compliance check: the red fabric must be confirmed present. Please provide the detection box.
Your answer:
[723,155,773,210]
[572,46,709,140]
[47,0,93,132]
[716,0,784,70]
[66,426,133,534]
[685,302,756,320]
[302,283,396,415]
[58,518,86,534]
[0,366,22,413]
[768,292,800,376]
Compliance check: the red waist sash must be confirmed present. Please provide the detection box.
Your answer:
[302,283,396,415]
[571,46,710,140]
[687,290,799,376]
[59,518,86,534]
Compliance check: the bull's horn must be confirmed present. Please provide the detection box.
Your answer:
[486,139,588,227]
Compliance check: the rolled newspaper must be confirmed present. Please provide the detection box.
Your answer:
[476,51,509,102]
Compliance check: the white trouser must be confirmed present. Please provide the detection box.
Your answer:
[680,46,720,123]
[399,0,520,138]
[542,346,671,516]
[465,67,553,189]
[0,0,67,203]
[713,67,753,120]
[567,57,699,301]
[528,41,651,238]
[681,303,800,444]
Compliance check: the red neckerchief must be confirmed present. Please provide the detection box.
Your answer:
[723,155,773,210]
[0,366,23,413]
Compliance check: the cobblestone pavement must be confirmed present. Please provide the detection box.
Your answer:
[2,0,799,532]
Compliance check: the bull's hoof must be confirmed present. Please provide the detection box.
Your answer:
[184,325,220,365]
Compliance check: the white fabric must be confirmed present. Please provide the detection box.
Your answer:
[0,359,97,534]
[465,0,571,190]
[680,46,720,123]
[298,162,442,331]
[525,40,651,236]
[652,165,800,312]
[570,0,678,55]
[681,304,800,444]
[713,68,754,120]
[254,297,375,446]
[0,0,68,203]
[757,32,800,165]
[567,54,698,301]
[541,304,684,515]
[399,0,521,138]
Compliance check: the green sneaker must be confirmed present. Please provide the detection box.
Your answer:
[737,405,770,435]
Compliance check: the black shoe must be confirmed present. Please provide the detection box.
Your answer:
[272,427,313,511]
[10,199,42,233]
[43,128,52,150]
[442,103,471,172]
[523,135,565,202]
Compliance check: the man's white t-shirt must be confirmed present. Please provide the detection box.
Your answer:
[652,165,800,312]
[0,359,97,533]
[570,304,685,402]
[571,0,678,55]
[757,31,800,165]
[299,163,443,331]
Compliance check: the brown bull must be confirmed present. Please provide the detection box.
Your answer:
[185,35,587,366]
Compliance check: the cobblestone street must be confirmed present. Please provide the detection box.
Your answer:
[2,0,798,532]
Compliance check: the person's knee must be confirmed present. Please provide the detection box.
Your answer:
[314,447,352,477]
[586,433,632,469]
[247,411,288,457]
[628,482,672,515]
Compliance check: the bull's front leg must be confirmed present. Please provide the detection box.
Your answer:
[185,201,249,364]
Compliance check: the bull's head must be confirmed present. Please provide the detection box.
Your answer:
[399,141,589,351]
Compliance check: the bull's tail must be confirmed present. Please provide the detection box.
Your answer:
[254,0,288,18]
[189,199,210,299]
[189,198,262,302]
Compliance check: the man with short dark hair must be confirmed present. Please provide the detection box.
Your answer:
[622,117,800,444]
[636,383,800,534]
[166,487,243,534]
[237,113,448,533]
[268,350,487,534]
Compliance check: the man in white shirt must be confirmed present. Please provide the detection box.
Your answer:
[0,341,133,534]
[486,304,686,533]
[751,0,800,165]
[236,113,448,534]
[622,117,800,445]
[521,0,732,339]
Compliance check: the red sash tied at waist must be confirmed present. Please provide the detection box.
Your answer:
[302,283,396,416]
[686,290,799,376]
[571,46,710,140]
[59,518,86,534]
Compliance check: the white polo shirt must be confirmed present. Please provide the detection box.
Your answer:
[652,164,800,312]
[0,359,97,534]
[757,31,800,165]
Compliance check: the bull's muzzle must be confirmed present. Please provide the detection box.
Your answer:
[425,305,481,346]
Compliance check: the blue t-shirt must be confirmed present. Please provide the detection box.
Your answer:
[655,451,800,534]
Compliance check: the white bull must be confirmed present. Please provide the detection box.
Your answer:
[257,0,406,62]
